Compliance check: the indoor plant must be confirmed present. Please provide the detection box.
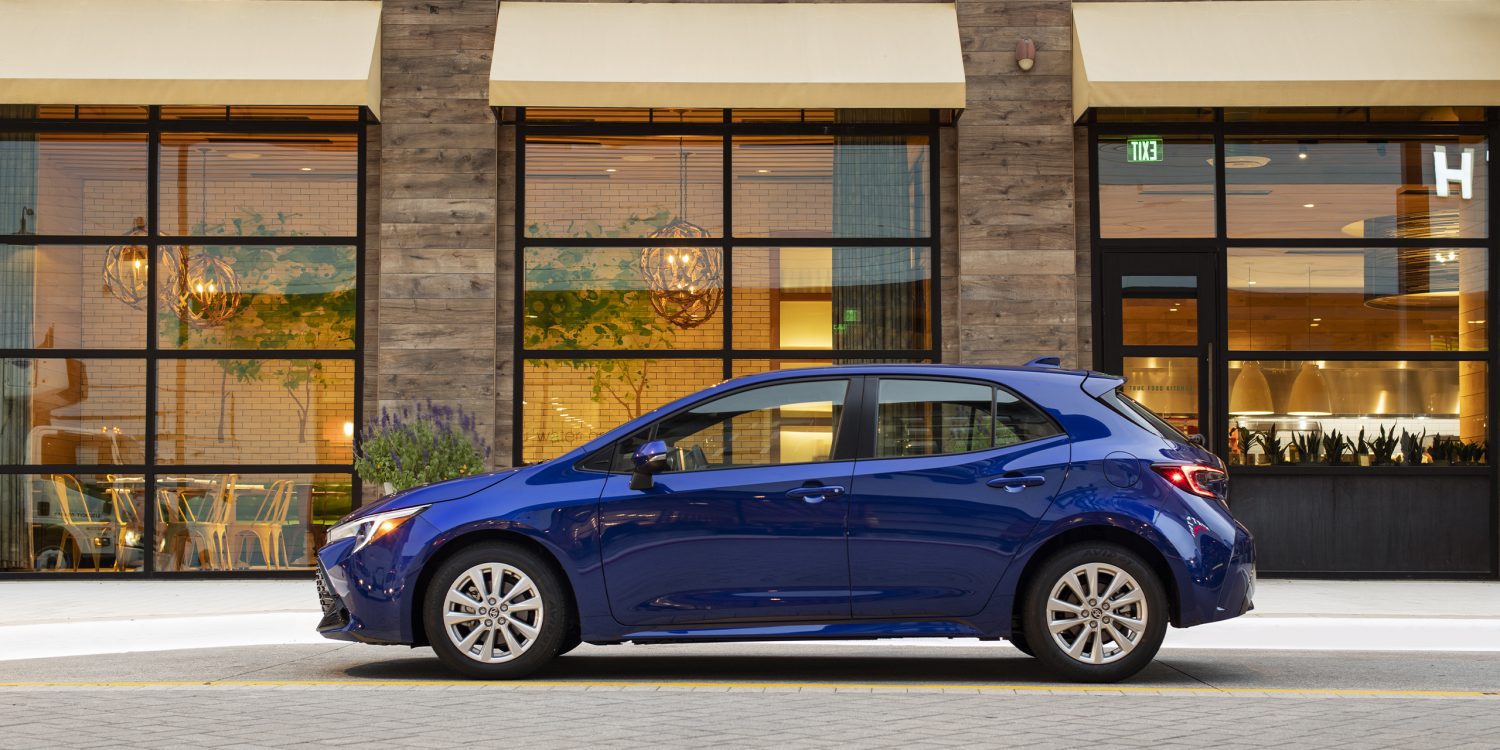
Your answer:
[1398,428,1427,466]
[1369,424,1398,466]
[354,401,491,494]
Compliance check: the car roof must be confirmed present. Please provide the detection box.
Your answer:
[722,362,1100,384]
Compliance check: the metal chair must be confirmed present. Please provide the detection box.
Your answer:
[228,479,295,569]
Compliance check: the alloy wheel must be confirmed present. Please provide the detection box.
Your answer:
[1045,562,1149,665]
[442,562,544,664]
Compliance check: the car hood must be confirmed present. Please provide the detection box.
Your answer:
[339,469,519,523]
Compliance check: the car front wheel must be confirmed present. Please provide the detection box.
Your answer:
[1021,543,1168,683]
[423,542,569,679]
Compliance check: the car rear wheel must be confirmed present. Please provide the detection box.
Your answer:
[423,542,569,679]
[1021,543,1168,683]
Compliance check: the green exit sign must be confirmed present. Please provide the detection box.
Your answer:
[1127,137,1164,163]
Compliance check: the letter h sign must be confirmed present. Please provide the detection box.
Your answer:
[1432,145,1475,200]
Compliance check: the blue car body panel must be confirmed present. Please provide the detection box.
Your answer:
[317,363,1254,647]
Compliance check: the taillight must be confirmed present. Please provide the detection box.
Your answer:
[1151,463,1227,499]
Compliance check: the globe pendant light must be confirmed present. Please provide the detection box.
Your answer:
[102,216,150,308]
[161,147,243,328]
[161,248,242,328]
[1229,361,1275,416]
[1286,362,1333,416]
[640,114,722,330]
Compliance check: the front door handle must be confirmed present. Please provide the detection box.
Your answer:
[986,475,1046,493]
[786,485,845,504]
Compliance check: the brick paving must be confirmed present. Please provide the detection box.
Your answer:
[1,683,1497,749]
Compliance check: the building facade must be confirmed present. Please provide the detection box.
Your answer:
[0,0,1496,578]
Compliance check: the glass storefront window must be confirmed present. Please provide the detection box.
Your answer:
[1,358,145,464]
[155,245,357,350]
[524,136,724,238]
[1228,360,1487,465]
[154,472,351,572]
[0,132,147,236]
[1229,247,1488,351]
[1096,134,1216,238]
[158,132,358,237]
[1121,274,1198,346]
[0,244,148,349]
[1225,135,1489,239]
[731,135,930,238]
[1,473,145,572]
[519,110,939,465]
[731,246,931,351]
[1,107,363,576]
[524,246,724,351]
[155,359,354,465]
[521,358,722,464]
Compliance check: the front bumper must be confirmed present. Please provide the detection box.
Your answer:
[313,523,428,645]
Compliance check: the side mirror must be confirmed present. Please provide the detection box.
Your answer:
[629,439,672,490]
[1188,434,1206,447]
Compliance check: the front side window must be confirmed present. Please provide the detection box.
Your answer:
[612,379,848,473]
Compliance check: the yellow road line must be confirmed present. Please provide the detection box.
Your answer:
[0,680,1494,697]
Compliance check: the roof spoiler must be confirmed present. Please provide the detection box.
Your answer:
[1081,371,1125,398]
[1023,356,1062,368]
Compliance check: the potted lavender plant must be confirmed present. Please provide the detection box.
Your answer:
[354,401,491,495]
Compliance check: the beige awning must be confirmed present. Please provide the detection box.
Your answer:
[1073,0,1500,121]
[0,0,382,117]
[490,2,966,109]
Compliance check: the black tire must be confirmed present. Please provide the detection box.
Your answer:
[423,542,571,679]
[1021,543,1168,683]
[1007,628,1036,657]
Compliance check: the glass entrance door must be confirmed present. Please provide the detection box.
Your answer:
[1100,251,1220,452]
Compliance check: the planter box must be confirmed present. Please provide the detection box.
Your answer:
[1228,471,1494,576]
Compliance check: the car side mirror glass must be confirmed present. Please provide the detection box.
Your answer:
[1188,434,1206,447]
[629,439,672,490]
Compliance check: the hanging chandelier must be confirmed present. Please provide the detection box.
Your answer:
[161,247,242,327]
[102,217,150,308]
[640,120,722,329]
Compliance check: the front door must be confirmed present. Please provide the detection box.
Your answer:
[1099,251,1219,452]
[598,378,856,626]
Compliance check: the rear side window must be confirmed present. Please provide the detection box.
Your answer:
[1100,387,1189,442]
[875,379,1061,458]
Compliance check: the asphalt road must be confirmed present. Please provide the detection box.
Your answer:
[2,643,1498,748]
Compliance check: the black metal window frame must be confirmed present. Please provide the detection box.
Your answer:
[0,106,367,579]
[513,108,944,465]
[1087,107,1499,479]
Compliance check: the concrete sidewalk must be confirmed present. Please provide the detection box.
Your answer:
[1,578,1497,661]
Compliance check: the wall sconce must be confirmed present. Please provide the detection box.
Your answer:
[1016,38,1036,72]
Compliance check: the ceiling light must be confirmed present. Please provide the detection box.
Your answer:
[605,168,617,173]
[1303,203,1316,208]
[300,167,313,172]
[757,169,770,174]
[1229,361,1275,416]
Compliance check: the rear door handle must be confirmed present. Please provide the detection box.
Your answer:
[786,485,846,504]
[986,475,1046,493]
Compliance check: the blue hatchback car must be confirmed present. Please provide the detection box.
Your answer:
[316,362,1255,683]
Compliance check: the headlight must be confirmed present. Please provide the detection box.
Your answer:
[122,529,141,548]
[326,505,429,553]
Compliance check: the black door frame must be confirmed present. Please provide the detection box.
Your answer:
[1098,249,1223,455]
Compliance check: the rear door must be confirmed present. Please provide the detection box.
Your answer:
[846,376,1070,619]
